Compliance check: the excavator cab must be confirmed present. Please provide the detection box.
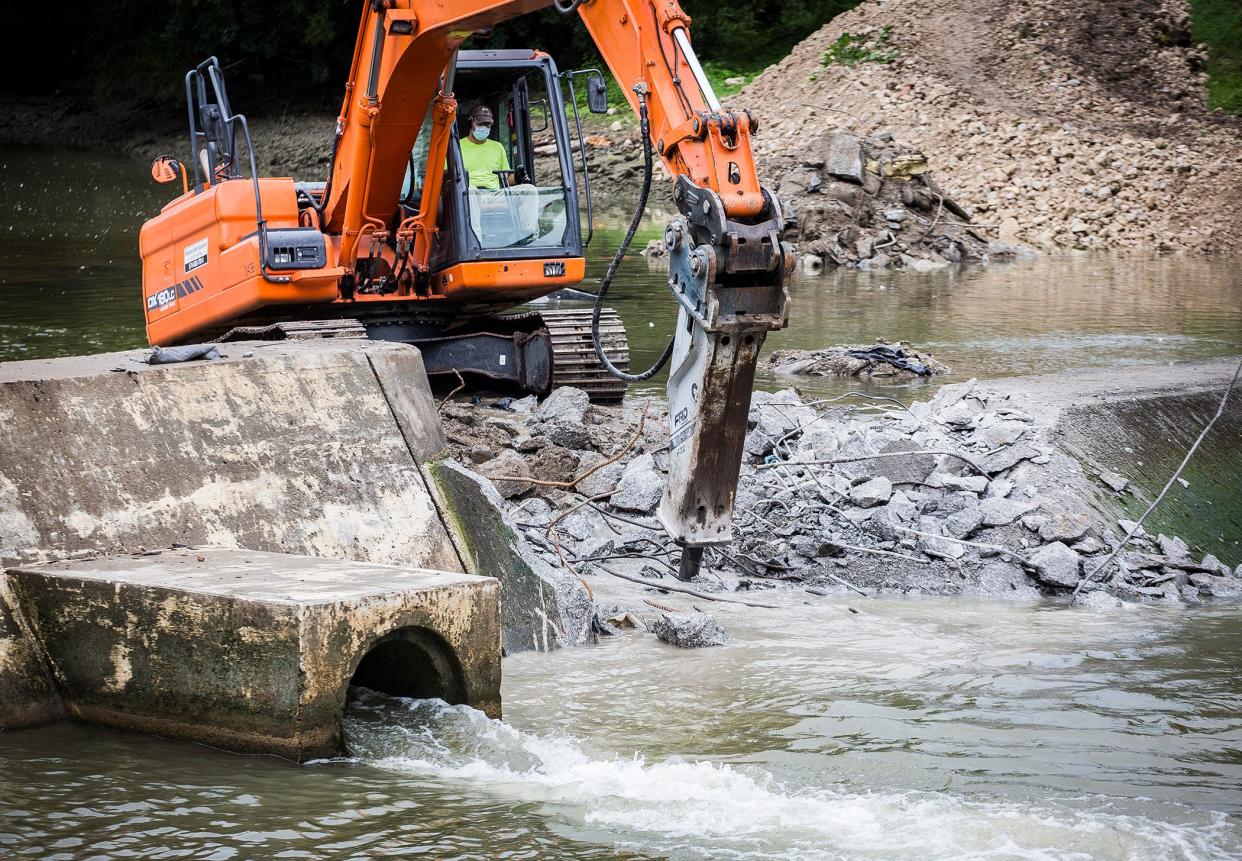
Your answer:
[401,50,588,282]
[358,49,632,401]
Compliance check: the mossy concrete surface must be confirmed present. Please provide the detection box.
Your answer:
[427,459,593,653]
[0,340,461,733]
[0,575,64,728]
[989,357,1242,568]
[6,547,501,761]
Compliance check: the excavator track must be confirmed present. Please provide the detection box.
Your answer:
[540,308,629,403]
[214,309,629,401]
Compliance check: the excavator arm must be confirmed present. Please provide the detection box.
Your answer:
[325,0,791,579]
[573,1,791,577]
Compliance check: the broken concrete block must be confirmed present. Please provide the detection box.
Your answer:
[1077,590,1125,610]
[919,527,966,560]
[479,449,535,499]
[1157,534,1191,562]
[651,612,730,648]
[1028,541,1082,588]
[745,390,817,456]
[428,460,593,652]
[1038,512,1092,543]
[873,440,937,485]
[942,475,989,494]
[824,131,865,185]
[974,561,1040,599]
[978,497,1036,526]
[1199,554,1232,577]
[1190,574,1242,597]
[986,478,1014,499]
[850,476,893,508]
[973,420,1028,448]
[980,443,1041,474]
[536,387,592,449]
[1098,469,1130,493]
[574,452,626,498]
[944,507,984,539]
[611,453,665,513]
[1073,535,1107,555]
[529,445,582,485]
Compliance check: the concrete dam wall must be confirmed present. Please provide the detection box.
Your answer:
[0,340,586,753]
[988,358,1241,568]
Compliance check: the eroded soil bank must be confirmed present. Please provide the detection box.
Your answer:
[741,0,1242,258]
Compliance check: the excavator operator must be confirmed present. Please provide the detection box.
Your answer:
[460,105,510,190]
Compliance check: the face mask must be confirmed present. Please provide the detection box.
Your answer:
[472,126,491,142]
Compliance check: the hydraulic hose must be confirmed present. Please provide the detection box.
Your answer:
[591,91,676,383]
[553,0,586,12]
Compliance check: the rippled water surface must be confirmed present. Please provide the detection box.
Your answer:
[3,598,1241,860]
[2,146,1242,860]
[2,145,1240,400]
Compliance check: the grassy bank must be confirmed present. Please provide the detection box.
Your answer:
[1191,0,1242,112]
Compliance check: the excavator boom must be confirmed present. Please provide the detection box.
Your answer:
[323,0,772,268]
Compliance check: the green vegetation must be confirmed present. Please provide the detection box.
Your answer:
[490,1,861,83]
[1191,0,1242,113]
[569,60,758,128]
[0,1,861,110]
[822,26,898,67]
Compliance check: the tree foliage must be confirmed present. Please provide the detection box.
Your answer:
[1190,0,1242,112]
[0,1,857,108]
[489,1,860,74]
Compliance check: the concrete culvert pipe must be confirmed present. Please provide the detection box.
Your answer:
[348,626,468,705]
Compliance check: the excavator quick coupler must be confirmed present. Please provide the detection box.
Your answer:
[659,179,793,580]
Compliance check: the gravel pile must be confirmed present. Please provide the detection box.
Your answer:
[739,0,1242,256]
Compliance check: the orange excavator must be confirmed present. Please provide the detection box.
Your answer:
[139,0,792,580]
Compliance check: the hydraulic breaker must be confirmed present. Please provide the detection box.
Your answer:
[658,178,793,580]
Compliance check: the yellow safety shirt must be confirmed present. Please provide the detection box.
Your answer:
[460,137,510,190]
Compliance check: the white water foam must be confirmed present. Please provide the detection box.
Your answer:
[337,692,1237,861]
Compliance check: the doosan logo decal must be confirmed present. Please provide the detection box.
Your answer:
[147,276,206,311]
[544,261,566,277]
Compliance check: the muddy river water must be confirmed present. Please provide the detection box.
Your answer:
[1,146,1241,860]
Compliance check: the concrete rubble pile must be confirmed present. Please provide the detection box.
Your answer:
[637,128,1003,271]
[440,379,1241,628]
[766,340,950,381]
[773,130,1002,271]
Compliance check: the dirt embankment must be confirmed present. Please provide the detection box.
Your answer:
[738,0,1242,256]
[588,0,1242,262]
